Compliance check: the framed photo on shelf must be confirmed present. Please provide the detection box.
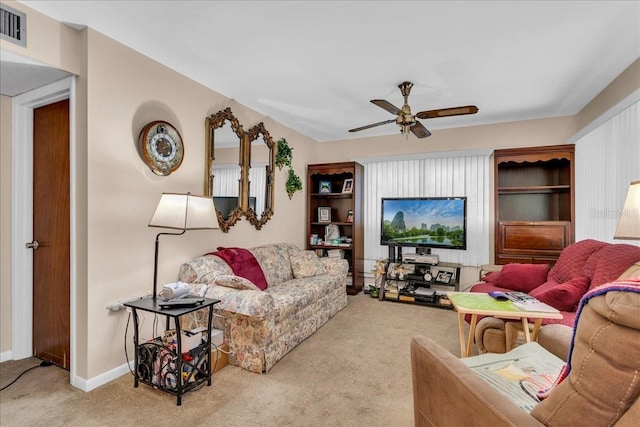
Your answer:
[318,206,332,223]
[346,209,354,223]
[341,178,353,193]
[319,180,332,193]
[435,271,453,284]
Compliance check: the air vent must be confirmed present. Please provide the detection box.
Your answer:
[0,4,26,47]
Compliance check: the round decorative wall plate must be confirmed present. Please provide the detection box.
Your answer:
[139,120,184,176]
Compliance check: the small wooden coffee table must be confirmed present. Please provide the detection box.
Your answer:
[446,292,563,357]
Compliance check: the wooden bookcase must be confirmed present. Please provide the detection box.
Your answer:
[307,162,364,295]
[494,144,575,264]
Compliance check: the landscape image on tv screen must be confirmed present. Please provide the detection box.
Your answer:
[381,197,466,249]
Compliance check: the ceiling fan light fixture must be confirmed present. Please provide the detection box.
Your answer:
[396,114,416,127]
[349,81,478,139]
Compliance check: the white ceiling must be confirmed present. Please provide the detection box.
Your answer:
[13,0,640,142]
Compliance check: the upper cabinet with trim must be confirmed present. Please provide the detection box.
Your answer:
[494,144,575,265]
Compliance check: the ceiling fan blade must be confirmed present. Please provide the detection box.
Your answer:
[416,105,479,120]
[349,119,396,133]
[410,121,431,138]
[371,99,402,115]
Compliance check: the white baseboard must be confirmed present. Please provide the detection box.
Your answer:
[0,350,13,362]
[0,348,133,392]
[71,361,134,392]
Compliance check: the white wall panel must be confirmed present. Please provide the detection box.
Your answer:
[362,153,491,271]
[575,102,639,245]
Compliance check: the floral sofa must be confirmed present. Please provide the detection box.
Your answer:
[177,243,348,373]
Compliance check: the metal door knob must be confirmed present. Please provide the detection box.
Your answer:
[26,240,39,250]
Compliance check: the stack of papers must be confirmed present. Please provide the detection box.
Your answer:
[462,342,564,412]
[505,292,559,312]
[513,300,559,313]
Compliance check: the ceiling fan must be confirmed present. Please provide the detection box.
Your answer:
[348,81,478,138]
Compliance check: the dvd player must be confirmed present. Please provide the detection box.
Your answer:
[403,253,439,264]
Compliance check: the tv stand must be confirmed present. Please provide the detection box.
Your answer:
[379,253,461,309]
[388,245,402,263]
[387,246,432,262]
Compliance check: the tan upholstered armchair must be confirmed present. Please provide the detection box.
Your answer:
[411,280,640,426]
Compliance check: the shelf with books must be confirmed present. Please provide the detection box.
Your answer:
[307,162,364,295]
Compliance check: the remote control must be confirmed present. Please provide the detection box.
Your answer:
[159,297,205,309]
[488,291,509,301]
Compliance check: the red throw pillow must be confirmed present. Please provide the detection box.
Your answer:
[495,263,550,293]
[529,276,590,312]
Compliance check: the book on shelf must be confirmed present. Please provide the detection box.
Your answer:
[326,249,344,258]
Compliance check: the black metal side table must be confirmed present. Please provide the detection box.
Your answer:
[124,297,220,405]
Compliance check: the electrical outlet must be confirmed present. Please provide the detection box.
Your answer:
[106,292,152,312]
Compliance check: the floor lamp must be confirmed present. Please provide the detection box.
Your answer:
[149,193,219,300]
[614,181,640,241]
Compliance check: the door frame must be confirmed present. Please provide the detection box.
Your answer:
[11,77,78,385]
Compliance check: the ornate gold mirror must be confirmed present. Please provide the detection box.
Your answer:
[246,122,275,229]
[205,108,247,232]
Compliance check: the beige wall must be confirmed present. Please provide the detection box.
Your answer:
[314,115,577,164]
[0,1,80,74]
[576,58,640,131]
[1,95,12,354]
[1,1,638,383]
[81,30,316,377]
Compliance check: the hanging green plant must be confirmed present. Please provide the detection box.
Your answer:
[286,168,303,199]
[275,138,293,170]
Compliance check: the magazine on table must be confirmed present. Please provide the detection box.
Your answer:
[505,292,559,313]
[461,342,564,413]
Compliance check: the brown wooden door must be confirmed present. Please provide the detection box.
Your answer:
[32,99,70,369]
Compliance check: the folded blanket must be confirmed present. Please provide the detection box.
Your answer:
[207,247,269,290]
[537,277,640,399]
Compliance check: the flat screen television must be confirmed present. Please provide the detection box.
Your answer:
[380,197,467,251]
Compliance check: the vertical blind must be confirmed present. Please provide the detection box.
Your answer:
[574,101,640,244]
[211,164,240,197]
[249,163,267,216]
[362,152,492,271]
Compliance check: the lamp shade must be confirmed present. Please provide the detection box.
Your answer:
[614,181,640,240]
[149,193,219,230]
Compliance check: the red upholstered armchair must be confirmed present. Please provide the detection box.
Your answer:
[470,239,640,353]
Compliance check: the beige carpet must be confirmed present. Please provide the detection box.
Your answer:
[0,294,463,427]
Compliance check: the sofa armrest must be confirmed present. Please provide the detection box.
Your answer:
[619,261,640,280]
[475,316,507,354]
[188,282,274,318]
[411,335,543,427]
[178,255,233,283]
